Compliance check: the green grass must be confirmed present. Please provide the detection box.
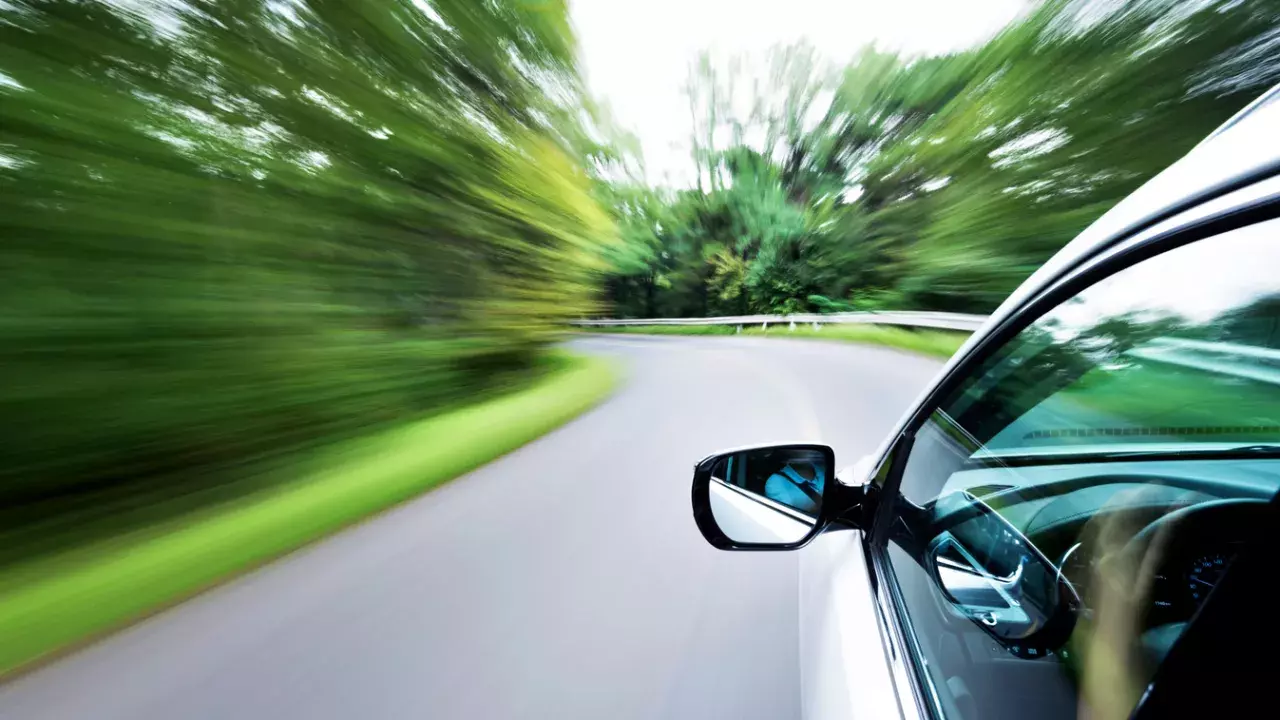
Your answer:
[1059,363,1280,439]
[583,323,970,359]
[0,351,618,677]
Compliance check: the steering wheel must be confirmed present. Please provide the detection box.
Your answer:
[1114,498,1269,663]
[1121,497,1268,561]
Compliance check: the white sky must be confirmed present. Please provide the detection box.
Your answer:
[570,0,1028,187]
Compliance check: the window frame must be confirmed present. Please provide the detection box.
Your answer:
[861,180,1280,720]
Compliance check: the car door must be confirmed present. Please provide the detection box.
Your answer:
[859,182,1280,720]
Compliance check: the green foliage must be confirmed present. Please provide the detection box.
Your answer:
[1061,364,1280,437]
[0,1,614,554]
[596,0,1280,318]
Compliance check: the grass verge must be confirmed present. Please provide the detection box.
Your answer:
[0,351,618,677]
[583,323,970,359]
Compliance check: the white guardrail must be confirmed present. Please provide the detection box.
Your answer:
[575,314,1280,385]
[571,310,989,332]
[1128,337,1280,386]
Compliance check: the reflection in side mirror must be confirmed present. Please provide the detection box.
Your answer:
[928,492,1080,656]
[692,444,832,549]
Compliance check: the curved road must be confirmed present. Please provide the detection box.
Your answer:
[0,335,943,720]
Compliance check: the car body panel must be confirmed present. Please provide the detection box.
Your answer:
[799,530,904,720]
[793,85,1280,719]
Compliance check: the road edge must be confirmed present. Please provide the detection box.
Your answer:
[0,351,620,679]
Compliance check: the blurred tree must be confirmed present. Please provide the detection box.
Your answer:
[595,0,1280,318]
[0,0,615,550]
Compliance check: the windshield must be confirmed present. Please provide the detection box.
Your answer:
[941,219,1280,457]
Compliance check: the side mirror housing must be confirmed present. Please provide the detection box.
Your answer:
[691,443,852,550]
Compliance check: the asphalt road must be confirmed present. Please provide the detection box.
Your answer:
[0,335,943,720]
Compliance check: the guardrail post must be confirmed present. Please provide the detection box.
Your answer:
[736,324,742,334]
[812,322,820,331]
[789,320,796,332]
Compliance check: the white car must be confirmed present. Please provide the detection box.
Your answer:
[691,84,1280,720]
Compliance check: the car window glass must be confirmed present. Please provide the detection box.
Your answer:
[882,219,1280,720]
[951,221,1280,457]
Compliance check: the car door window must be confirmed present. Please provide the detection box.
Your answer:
[879,218,1280,720]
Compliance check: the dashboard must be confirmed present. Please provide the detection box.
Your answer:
[945,457,1278,654]
[893,457,1276,720]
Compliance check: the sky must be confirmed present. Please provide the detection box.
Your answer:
[570,0,1028,187]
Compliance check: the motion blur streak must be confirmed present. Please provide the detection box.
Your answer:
[0,336,940,719]
[0,0,613,578]
[1,0,1279,713]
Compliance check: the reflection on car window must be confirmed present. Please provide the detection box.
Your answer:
[884,220,1280,720]
[949,219,1280,456]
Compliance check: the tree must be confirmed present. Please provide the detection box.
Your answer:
[594,0,1280,319]
[0,0,616,549]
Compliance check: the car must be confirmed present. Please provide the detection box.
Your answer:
[690,83,1280,720]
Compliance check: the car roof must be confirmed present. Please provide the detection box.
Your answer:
[985,83,1280,329]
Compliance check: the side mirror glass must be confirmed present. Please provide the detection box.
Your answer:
[692,444,833,549]
[928,491,1080,656]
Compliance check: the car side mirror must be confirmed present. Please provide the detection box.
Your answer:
[691,443,835,550]
[926,491,1080,657]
